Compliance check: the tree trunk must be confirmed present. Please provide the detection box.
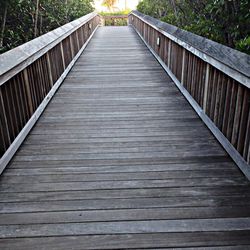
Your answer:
[224,1,235,48]
[34,0,39,38]
[0,2,8,48]
[170,0,178,18]
[65,0,69,21]
[169,0,179,24]
[39,15,43,36]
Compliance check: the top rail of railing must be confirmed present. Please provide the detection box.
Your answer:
[0,12,98,86]
[130,10,250,88]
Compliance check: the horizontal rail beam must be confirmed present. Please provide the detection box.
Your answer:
[102,15,128,19]
[100,15,128,26]
[0,12,98,85]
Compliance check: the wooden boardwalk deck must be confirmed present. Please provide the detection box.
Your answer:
[0,26,250,249]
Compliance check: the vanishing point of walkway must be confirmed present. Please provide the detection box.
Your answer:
[0,27,250,249]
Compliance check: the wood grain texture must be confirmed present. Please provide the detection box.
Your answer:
[0,26,250,249]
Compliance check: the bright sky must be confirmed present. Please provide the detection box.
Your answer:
[94,0,140,12]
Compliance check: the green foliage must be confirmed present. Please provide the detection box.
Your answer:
[0,0,94,53]
[105,18,127,26]
[137,0,169,18]
[236,36,250,54]
[100,10,128,26]
[137,0,250,54]
[99,10,130,16]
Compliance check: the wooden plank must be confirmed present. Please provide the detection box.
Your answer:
[1,218,250,238]
[0,178,248,194]
[4,161,235,174]
[0,185,248,202]
[1,231,250,250]
[0,169,241,184]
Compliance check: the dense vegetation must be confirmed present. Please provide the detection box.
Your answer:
[137,0,250,54]
[0,0,94,54]
[100,10,129,26]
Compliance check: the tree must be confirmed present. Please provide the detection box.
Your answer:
[0,0,94,53]
[102,0,117,12]
[34,0,39,37]
[0,0,8,48]
[137,0,250,54]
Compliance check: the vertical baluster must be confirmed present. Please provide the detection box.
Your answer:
[237,89,250,154]
[69,35,74,59]
[23,68,34,116]
[217,73,228,130]
[19,72,30,122]
[181,48,186,86]
[231,85,244,147]
[243,110,250,162]
[0,88,11,154]
[190,56,197,98]
[76,30,80,51]
[209,69,218,120]
[226,82,238,140]
[167,40,171,68]
[213,72,222,126]
[59,43,66,71]
[8,81,19,137]
[16,75,27,128]
[222,79,232,135]
[203,64,210,113]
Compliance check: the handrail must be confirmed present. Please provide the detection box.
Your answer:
[0,12,100,173]
[0,12,98,85]
[101,15,128,26]
[129,11,250,179]
[102,15,128,18]
[130,10,250,88]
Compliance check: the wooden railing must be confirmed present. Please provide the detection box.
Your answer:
[101,15,128,26]
[129,11,250,179]
[0,12,100,173]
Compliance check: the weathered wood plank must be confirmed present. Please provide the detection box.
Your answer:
[1,218,250,238]
[0,178,248,193]
[1,232,250,250]
[0,186,248,202]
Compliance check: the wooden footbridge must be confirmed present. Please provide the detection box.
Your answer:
[0,11,250,249]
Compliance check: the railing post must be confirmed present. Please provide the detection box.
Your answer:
[203,64,210,112]
[76,31,80,51]
[0,89,11,150]
[69,35,75,58]
[168,40,171,67]
[60,42,66,71]
[45,53,54,86]
[244,114,250,163]
[181,49,186,85]
[23,69,34,115]
[232,85,244,147]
